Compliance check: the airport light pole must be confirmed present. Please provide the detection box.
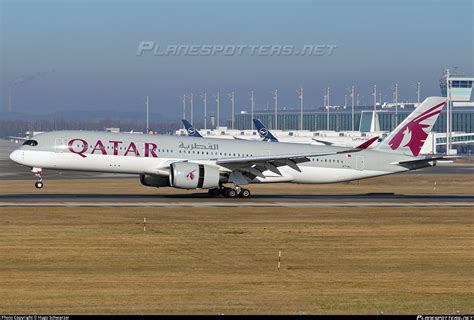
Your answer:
[145,95,149,133]
[394,83,399,127]
[202,93,207,130]
[228,91,235,130]
[188,93,194,125]
[180,94,186,128]
[297,86,304,130]
[373,85,377,111]
[416,82,421,104]
[250,90,255,130]
[273,89,278,130]
[214,92,220,128]
[350,86,355,131]
[326,87,330,131]
[446,69,451,154]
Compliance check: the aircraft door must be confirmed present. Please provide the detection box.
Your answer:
[356,156,365,170]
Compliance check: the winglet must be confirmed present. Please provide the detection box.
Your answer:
[253,119,279,142]
[182,119,203,138]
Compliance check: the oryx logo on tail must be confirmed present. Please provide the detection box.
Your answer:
[376,97,446,157]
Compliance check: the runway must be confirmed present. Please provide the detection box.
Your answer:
[1,193,473,207]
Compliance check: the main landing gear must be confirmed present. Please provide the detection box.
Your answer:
[32,167,44,189]
[208,186,251,198]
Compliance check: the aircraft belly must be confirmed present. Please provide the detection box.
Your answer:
[290,166,390,183]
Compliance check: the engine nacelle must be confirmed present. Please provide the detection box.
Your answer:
[169,162,220,189]
[140,174,170,188]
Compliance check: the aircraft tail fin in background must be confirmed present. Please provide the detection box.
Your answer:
[253,119,279,142]
[182,119,203,138]
[375,97,446,156]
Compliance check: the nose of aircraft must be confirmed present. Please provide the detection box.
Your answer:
[9,150,22,164]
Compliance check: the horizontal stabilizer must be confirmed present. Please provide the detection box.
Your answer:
[312,138,334,146]
[355,136,379,149]
[392,156,460,170]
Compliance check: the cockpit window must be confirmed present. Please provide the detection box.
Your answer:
[23,140,38,146]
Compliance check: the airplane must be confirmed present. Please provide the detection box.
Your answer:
[183,118,279,143]
[182,119,203,138]
[253,118,379,149]
[254,118,382,147]
[9,97,451,198]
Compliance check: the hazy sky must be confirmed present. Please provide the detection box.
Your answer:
[1,0,473,120]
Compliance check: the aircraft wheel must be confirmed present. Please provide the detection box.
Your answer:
[208,188,221,197]
[224,188,237,198]
[240,188,251,198]
[35,181,44,189]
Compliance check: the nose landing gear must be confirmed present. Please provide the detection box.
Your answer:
[32,167,44,189]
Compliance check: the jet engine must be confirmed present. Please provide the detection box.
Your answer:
[169,162,220,189]
[140,174,170,188]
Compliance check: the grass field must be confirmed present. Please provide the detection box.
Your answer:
[0,206,472,314]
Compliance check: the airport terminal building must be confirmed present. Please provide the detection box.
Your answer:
[232,73,474,134]
[232,106,474,133]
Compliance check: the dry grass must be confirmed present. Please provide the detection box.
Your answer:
[0,206,472,314]
[0,173,472,195]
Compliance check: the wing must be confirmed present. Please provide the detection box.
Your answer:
[216,148,361,180]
